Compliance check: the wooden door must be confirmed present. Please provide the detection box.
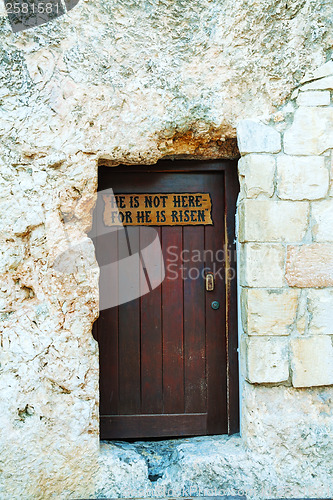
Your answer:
[92,160,239,439]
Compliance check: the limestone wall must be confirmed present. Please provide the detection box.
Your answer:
[236,63,333,498]
[238,61,333,389]
[0,0,332,498]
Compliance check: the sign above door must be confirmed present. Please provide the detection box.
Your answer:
[103,192,213,226]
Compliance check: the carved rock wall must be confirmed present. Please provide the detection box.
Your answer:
[0,0,332,498]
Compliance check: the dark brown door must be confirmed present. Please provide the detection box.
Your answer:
[92,160,239,439]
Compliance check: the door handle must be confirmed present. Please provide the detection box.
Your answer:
[205,272,215,291]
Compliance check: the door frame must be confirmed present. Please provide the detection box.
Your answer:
[96,159,240,435]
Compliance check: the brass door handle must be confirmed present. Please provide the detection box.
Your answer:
[205,272,214,291]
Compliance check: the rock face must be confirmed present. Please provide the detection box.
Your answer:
[96,384,333,500]
[0,0,332,163]
[0,0,333,498]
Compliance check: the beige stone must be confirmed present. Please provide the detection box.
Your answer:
[237,121,281,154]
[301,76,333,91]
[295,290,310,336]
[0,0,332,496]
[2,0,329,168]
[284,108,333,155]
[291,336,333,387]
[242,288,299,336]
[297,90,331,107]
[301,60,333,83]
[330,154,333,197]
[240,243,286,288]
[238,199,309,242]
[277,155,328,200]
[307,289,333,335]
[286,244,333,287]
[245,337,290,384]
[242,383,333,499]
[238,154,275,199]
[312,200,333,241]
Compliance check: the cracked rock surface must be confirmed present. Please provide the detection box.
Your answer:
[0,0,332,498]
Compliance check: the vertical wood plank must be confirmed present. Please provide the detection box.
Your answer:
[94,195,119,415]
[118,227,141,414]
[225,165,240,434]
[140,227,163,414]
[162,226,184,414]
[205,173,228,434]
[183,226,206,413]
[98,233,119,415]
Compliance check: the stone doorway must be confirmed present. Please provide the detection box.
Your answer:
[92,160,240,440]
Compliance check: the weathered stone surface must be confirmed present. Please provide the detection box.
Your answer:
[96,442,149,498]
[286,244,333,287]
[294,289,311,335]
[291,336,333,387]
[301,60,333,83]
[276,155,328,200]
[307,289,333,335]
[242,383,333,499]
[0,0,330,164]
[244,336,289,383]
[284,108,333,155]
[238,199,309,242]
[0,0,332,497]
[312,200,333,241]
[0,154,100,500]
[96,399,333,500]
[240,243,286,287]
[301,76,333,91]
[297,90,331,106]
[237,121,281,154]
[238,154,275,199]
[330,154,333,197]
[242,288,299,335]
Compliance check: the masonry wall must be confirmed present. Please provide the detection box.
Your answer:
[0,0,333,498]
[238,65,333,389]
[236,62,333,498]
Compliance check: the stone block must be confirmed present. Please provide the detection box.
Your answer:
[0,240,25,273]
[330,154,333,197]
[291,336,333,387]
[237,120,281,154]
[277,155,328,200]
[238,154,275,198]
[312,200,333,242]
[240,243,286,287]
[284,108,333,155]
[297,90,331,107]
[242,288,299,335]
[301,60,333,83]
[307,289,333,335]
[246,336,290,384]
[301,76,333,91]
[286,243,333,287]
[238,199,309,242]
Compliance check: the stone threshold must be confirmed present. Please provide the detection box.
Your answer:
[96,433,332,500]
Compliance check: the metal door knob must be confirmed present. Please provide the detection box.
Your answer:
[211,301,220,310]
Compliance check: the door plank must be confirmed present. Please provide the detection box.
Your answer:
[183,226,206,413]
[118,227,141,414]
[140,227,163,414]
[101,413,207,439]
[98,231,119,415]
[162,226,185,414]
[205,174,228,434]
[225,169,240,434]
[94,197,119,415]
